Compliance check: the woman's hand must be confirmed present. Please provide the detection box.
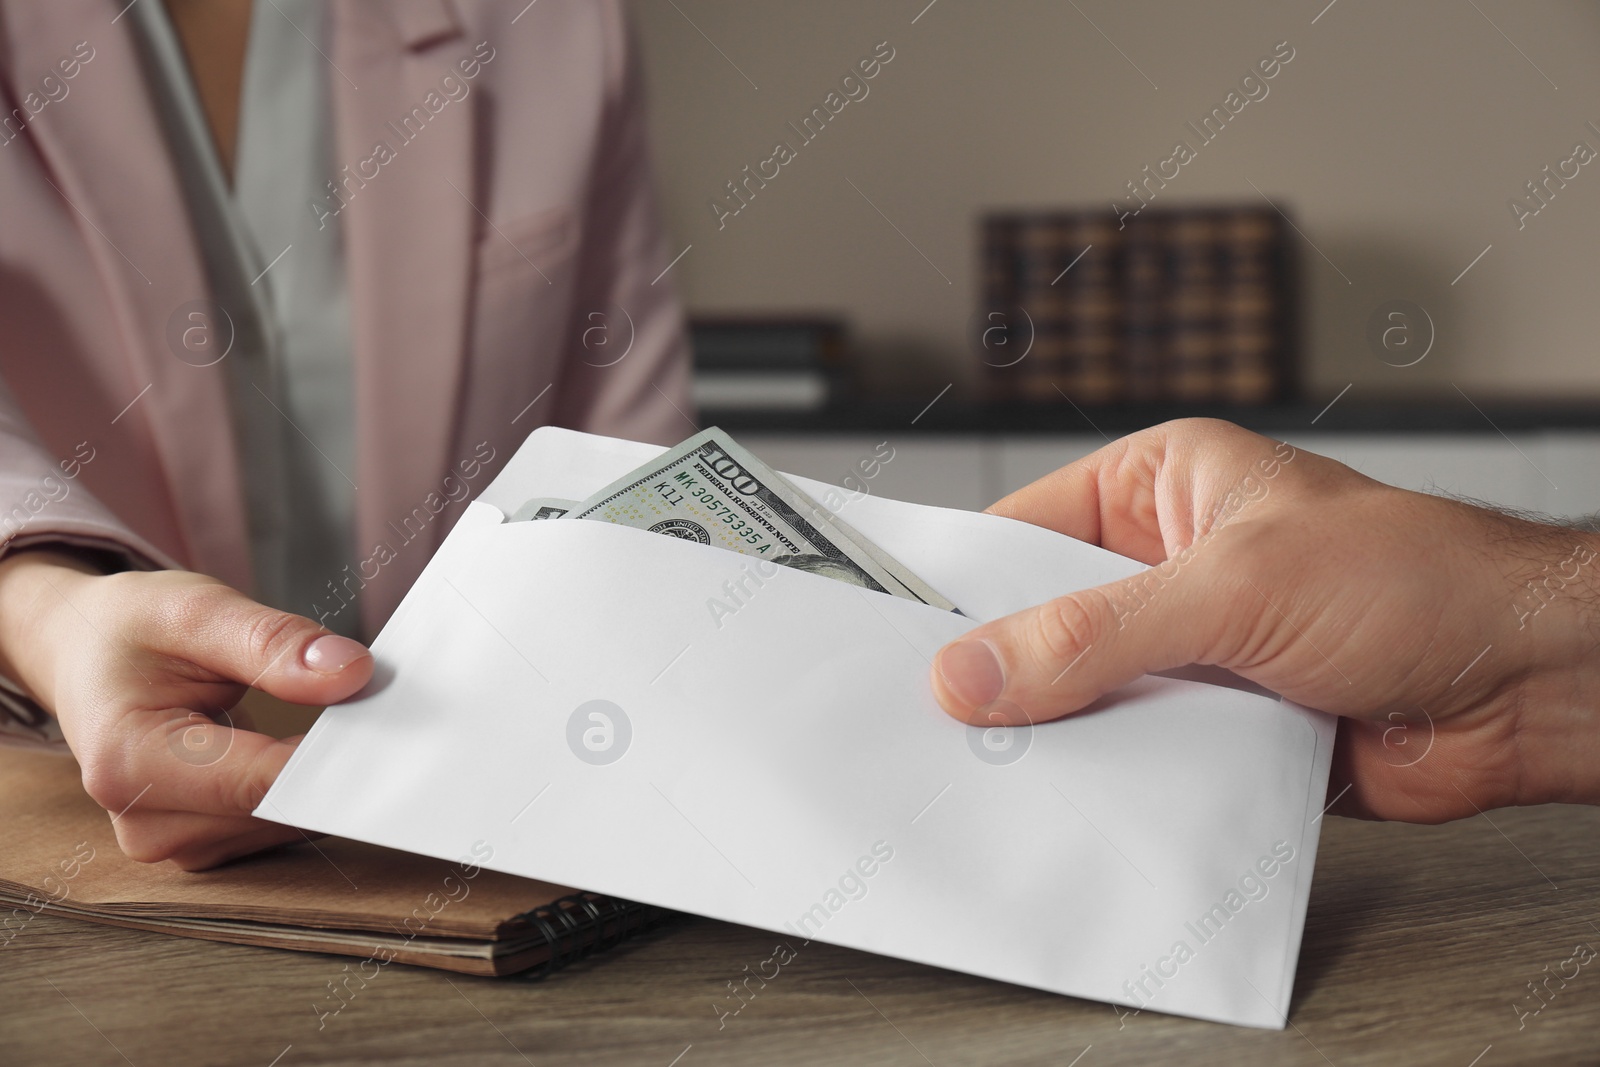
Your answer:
[930,418,1600,822]
[0,549,373,869]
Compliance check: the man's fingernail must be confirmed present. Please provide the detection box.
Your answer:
[302,634,369,675]
[936,638,1005,708]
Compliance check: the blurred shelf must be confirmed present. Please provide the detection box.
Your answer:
[701,398,1600,437]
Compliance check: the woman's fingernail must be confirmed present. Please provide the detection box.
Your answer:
[302,634,369,675]
[935,638,1005,708]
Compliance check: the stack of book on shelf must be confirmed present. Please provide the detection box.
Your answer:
[690,317,846,412]
[980,205,1297,405]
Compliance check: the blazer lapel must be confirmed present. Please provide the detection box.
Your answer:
[330,0,474,634]
[1,0,253,589]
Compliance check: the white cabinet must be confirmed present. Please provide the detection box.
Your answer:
[746,434,993,512]
[994,437,1107,501]
[1537,432,1600,522]
[745,430,1600,519]
[1279,434,1552,515]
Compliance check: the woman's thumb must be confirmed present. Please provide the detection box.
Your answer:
[178,585,374,706]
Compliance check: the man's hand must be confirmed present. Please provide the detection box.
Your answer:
[930,418,1600,822]
[0,549,373,869]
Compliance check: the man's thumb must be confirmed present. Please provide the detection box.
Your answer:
[178,586,374,706]
[930,564,1220,726]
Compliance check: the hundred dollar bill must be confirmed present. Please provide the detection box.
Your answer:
[508,497,576,522]
[770,468,952,608]
[565,428,957,611]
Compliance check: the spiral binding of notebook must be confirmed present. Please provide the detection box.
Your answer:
[514,892,674,979]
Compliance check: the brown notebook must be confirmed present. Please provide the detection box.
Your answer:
[0,746,667,975]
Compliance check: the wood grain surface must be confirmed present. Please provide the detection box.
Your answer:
[3,803,1598,1066]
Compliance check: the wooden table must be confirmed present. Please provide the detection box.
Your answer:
[3,804,1597,1066]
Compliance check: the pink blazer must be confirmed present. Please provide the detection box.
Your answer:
[0,0,693,637]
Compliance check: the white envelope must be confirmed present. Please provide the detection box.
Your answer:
[259,427,1335,1029]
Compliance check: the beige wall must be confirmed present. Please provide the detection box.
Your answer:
[630,0,1600,401]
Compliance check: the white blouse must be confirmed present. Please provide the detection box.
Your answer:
[0,0,362,747]
[133,0,359,635]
